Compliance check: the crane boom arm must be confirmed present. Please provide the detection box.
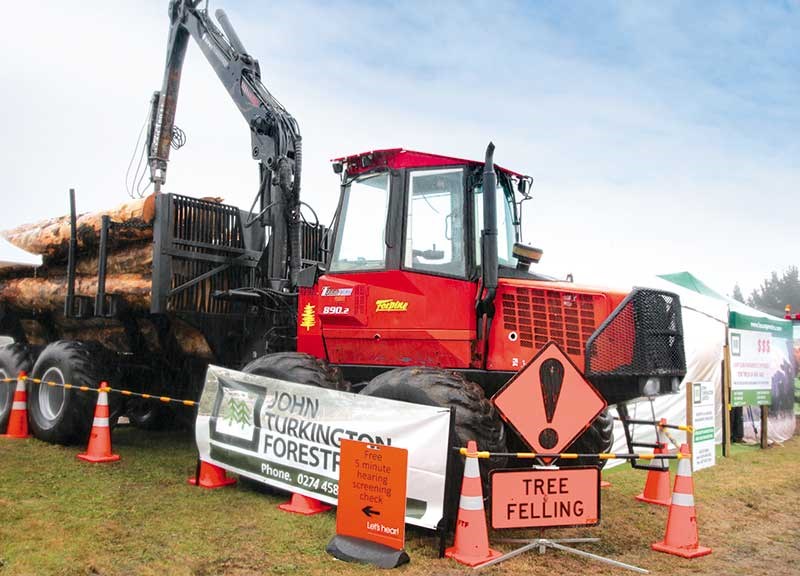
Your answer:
[147,0,303,286]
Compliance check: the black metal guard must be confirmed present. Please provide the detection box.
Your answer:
[95,215,111,316]
[151,193,265,315]
[583,287,687,405]
[65,188,78,318]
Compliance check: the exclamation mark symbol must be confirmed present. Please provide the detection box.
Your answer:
[538,358,564,449]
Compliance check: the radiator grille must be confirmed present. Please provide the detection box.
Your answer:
[502,288,600,356]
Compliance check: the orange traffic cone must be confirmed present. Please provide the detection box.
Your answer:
[279,493,332,515]
[188,460,237,489]
[445,441,501,567]
[652,443,712,558]
[1,372,31,438]
[77,383,120,463]
[635,442,671,506]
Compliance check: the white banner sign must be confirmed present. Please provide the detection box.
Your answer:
[195,365,452,529]
[729,328,772,406]
[690,381,715,472]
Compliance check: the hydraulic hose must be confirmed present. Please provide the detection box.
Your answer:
[289,136,303,287]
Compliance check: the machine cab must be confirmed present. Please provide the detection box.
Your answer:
[297,148,530,373]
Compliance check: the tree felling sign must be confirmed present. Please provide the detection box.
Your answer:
[195,365,450,529]
[336,439,408,550]
[491,341,607,459]
[490,467,600,529]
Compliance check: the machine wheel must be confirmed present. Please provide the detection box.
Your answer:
[359,367,508,488]
[563,408,614,468]
[0,342,33,432]
[242,352,349,391]
[28,341,104,444]
[127,400,174,431]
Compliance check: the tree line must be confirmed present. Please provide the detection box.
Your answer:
[732,266,800,318]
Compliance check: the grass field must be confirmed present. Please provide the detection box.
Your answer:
[1,427,799,576]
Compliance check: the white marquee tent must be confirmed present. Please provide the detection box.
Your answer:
[606,272,795,469]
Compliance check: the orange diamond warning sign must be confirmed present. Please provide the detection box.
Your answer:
[491,341,606,459]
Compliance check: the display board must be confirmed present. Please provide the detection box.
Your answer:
[195,365,451,529]
[688,381,716,471]
[729,313,792,406]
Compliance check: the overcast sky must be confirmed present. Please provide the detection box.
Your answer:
[1,0,797,298]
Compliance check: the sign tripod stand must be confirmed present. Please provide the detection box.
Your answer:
[481,530,648,573]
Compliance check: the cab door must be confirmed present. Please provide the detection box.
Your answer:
[319,166,480,369]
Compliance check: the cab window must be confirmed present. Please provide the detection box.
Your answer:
[404,168,466,277]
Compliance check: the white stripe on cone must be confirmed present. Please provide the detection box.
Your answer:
[12,401,26,410]
[671,492,695,507]
[97,393,109,407]
[93,417,110,427]
[676,458,691,477]
[459,494,484,511]
[464,456,480,478]
[15,381,25,392]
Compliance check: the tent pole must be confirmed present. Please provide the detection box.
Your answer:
[722,336,732,458]
[686,381,694,456]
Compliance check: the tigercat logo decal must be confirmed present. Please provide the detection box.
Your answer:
[300,303,316,330]
[375,299,409,312]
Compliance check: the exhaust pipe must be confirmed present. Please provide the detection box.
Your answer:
[477,142,499,348]
[482,142,498,292]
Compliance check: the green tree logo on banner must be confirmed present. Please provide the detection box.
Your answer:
[223,397,252,429]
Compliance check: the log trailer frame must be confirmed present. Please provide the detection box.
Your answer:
[1,0,687,465]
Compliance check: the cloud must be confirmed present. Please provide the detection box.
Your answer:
[0,0,797,297]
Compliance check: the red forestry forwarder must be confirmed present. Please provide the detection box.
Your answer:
[0,1,686,466]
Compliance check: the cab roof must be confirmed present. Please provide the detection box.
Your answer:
[332,148,524,179]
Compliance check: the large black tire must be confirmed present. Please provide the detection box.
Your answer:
[127,400,175,431]
[242,352,349,391]
[239,352,348,495]
[563,409,614,468]
[359,367,508,488]
[28,341,105,444]
[0,342,33,432]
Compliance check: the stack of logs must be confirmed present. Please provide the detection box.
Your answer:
[0,195,157,312]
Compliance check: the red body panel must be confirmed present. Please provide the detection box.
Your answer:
[297,270,630,373]
[297,271,478,368]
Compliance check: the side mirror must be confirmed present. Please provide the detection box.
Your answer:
[513,242,543,271]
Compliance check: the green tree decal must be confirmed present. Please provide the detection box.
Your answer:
[223,397,252,429]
